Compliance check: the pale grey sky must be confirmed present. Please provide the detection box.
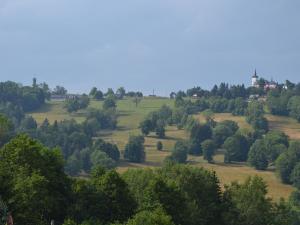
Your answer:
[0,0,300,95]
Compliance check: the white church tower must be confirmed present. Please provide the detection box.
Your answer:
[251,69,259,87]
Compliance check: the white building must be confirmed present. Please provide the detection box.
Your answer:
[251,70,278,90]
[251,70,259,87]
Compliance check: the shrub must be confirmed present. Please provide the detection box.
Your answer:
[157,141,163,151]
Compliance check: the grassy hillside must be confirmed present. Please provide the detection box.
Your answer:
[28,98,297,201]
[266,114,300,140]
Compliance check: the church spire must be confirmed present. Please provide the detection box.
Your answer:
[253,69,258,78]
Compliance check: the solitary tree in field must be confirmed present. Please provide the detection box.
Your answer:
[124,136,146,163]
[116,87,126,99]
[166,140,188,164]
[155,122,166,139]
[133,96,142,108]
[201,139,216,163]
[157,141,163,151]
[140,119,152,136]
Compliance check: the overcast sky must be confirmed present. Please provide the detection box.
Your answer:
[0,0,300,95]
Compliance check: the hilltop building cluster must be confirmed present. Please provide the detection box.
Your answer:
[251,70,278,90]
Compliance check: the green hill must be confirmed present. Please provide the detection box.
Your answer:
[28,97,299,201]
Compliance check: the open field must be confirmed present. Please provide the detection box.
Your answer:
[28,98,298,201]
[195,113,252,130]
[266,114,300,140]
[28,101,86,124]
[189,152,294,201]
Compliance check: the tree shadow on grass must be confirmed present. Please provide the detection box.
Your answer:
[146,135,181,141]
[98,131,113,137]
[29,103,52,113]
[213,161,247,168]
[116,126,131,131]
[118,160,162,169]
[118,112,133,117]
[144,144,155,148]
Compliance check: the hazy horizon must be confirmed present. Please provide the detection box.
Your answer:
[1,0,300,95]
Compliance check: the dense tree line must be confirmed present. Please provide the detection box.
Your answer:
[0,80,50,112]
[185,83,249,99]
[173,95,248,118]
[246,100,269,134]
[140,105,173,138]
[0,135,298,225]
[0,104,119,176]
[32,108,118,175]
[64,95,90,113]
[248,131,289,170]
[266,82,300,122]
[89,87,143,101]
[177,79,300,123]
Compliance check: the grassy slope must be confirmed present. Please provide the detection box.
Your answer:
[266,114,300,140]
[194,112,294,200]
[29,98,297,200]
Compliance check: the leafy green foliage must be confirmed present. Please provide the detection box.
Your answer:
[140,105,172,138]
[92,170,137,223]
[64,95,90,113]
[201,139,217,163]
[68,169,136,224]
[91,151,116,170]
[248,139,268,170]
[155,121,166,138]
[276,141,300,184]
[291,162,300,189]
[288,96,300,122]
[116,87,126,99]
[223,176,273,225]
[124,165,224,225]
[0,134,71,225]
[103,97,117,110]
[93,139,120,161]
[0,197,8,225]
[246,100,268,133]
[124,136,145,163]
[166,140,188,164]
[0,102,24,127]
[223,134,249,163]
[53,85,67,95]
[89,87,104,100]
[125,208,175,225]
[212,120,238,147]
[0,81,49,112]
[0,114,13,147]
[266,90,290,116]
[19,115,37,131]
[188,122,212,155]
